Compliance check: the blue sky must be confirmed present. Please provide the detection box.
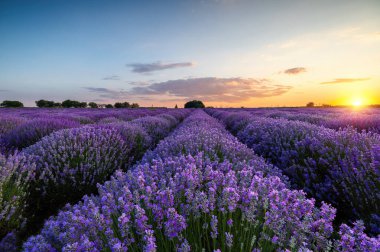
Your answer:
[1,0,379,107]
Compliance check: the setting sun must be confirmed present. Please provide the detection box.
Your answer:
[352,100,363,107]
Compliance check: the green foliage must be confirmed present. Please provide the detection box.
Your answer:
[88,102,98,108]
[114,102,140,108]
[131,103,139,108]
[79,102,87,108]
[114,102,130,108]
[105,104,113,108]
[35,100,61,108]
[0,100,24,108]
[61,100,87,108]
[184,100,205,108]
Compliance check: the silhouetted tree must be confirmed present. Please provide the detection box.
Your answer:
[35,100,60,107]
[79,102,87,108]
[114,102,130,108]
[105,104,113,108]
[88,102,98,108]
[131,103,139,108]
[184,100,205,108]
[62,100,85,108]
[306,102,315,108]
[0,100,24,108]
[175,104,178,109]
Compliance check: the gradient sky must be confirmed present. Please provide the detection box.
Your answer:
[0,0,379,107]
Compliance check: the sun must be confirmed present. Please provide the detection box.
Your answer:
[352,100,362,107]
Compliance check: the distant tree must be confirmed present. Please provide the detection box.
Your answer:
[62,100,74,108]
[79,102,87,108]
[35,99,60,107]
[184,100,205,108]
[88,102,98,108]
[62,100,84,108]
[306,102,315,108]
[54,102,62,107]
[174,104,178,109]
[105,104,113,108]
[61,100,70,108]
[114,102,130,108]
[0,100,24,108]
[131,103,139,108]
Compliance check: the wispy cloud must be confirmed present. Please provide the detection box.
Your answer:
[127,61,194,73]
[284,67,307,75]
[126,80,153,86]
[130,77,292,103]
[0,89,8,92]
[320,78,370,84]
[83,87,129,99]
[84,87,112,92]
[102,75,120,80]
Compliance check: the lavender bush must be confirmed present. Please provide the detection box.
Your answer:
[0,110,189,248]
[1,118,80,151]
[0,153,36,241]
[131,116,173,145]
[208,109,380,235]
[0,116,27,135]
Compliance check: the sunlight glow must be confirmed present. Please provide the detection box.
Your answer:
[352,99,363,107]
[352,100,362,107]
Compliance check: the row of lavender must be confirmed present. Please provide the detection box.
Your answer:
[235,107,380,133]
[0,109,190,249]
[23,110,379,251]
[207,109,380,236]
[0,108,169,153]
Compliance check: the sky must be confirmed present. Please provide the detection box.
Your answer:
[0,0,379,108]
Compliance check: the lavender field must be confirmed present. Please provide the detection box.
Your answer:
[0,108,379,251]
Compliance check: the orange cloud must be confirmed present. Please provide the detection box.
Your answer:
[320,78,370,84]
[284,67,307,75]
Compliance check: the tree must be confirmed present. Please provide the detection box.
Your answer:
[88,102,98,108]
[0,100,24,108]
[174,104,178,109]
[322,104,332,108]
[306,102,315,108]
[79,102,87,108]
[114,102,130,108]
[105,104,113,108]
[62,100,74,108]
[184,100,205,108]
[35,100,59,107]
[62,100,82,108]
[131,103,139,108]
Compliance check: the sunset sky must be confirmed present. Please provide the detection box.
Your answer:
[0,0,379,107]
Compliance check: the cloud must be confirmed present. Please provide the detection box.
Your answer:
[127,61,194,73]
[284,67,307,75]
[84,87,112,92]
[83,87,129,99]
[0,89,8,92]
[130,77,292,103]
[102,75,120,80]
[320,78,370,84]
[126,80,153,86]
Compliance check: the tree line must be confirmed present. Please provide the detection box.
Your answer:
[0,100,140,108]
[36,100,140,108]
